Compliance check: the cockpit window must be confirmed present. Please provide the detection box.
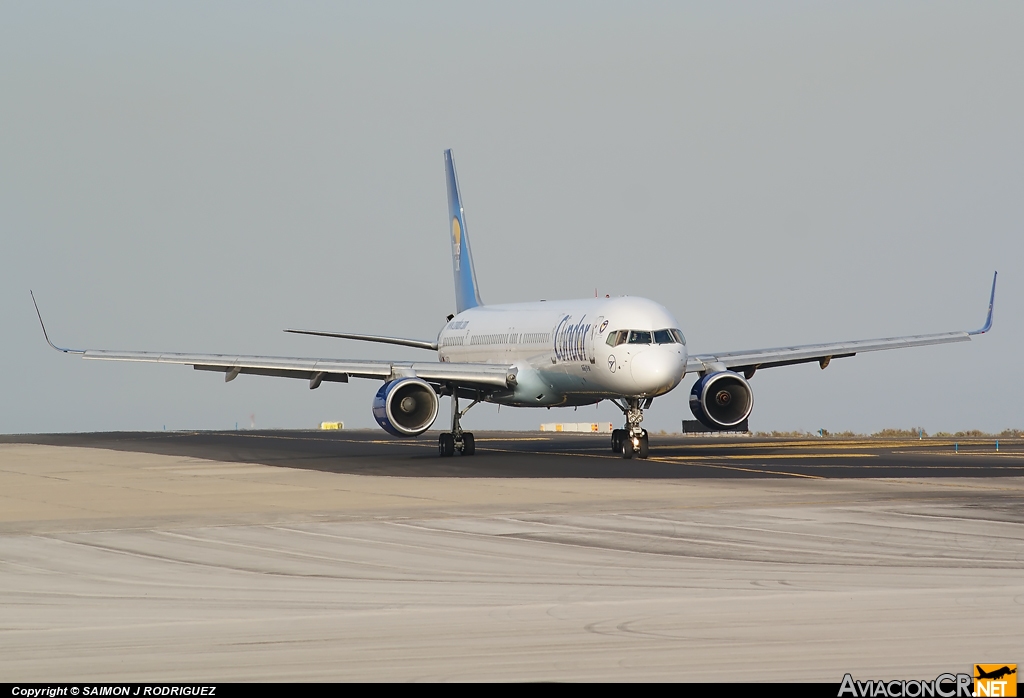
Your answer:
[652,328,687,345]
[605,330,627,346]
[608,329,685,346]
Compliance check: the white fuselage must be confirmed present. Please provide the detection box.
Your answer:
[436,296,687,406]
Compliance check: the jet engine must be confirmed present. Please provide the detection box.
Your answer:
[372,378,439,437]
[689,371,753,430]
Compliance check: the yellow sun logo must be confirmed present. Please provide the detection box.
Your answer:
[452,217,462,270]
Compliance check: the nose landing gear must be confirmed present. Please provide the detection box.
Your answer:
[439,392,478,457]
[610,398,650,459]
[612,429,649,459]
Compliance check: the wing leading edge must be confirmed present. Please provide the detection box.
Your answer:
[686,272,997,377]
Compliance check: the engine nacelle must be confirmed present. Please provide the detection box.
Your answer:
[372,378,439,437]
[689,371,754,430]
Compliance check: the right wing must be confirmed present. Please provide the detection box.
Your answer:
[30,293,515,390]
[83,350,515,389]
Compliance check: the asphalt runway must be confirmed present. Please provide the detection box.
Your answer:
[1,431,1022,681]
[6,429,1024,479]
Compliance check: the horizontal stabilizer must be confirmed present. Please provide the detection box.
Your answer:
[284,329,438,351]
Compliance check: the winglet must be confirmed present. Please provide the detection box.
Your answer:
[30,291,85,353]
[968,271,997,335]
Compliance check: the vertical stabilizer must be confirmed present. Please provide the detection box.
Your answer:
[445,149,483,312]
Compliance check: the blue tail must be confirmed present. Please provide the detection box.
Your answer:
[445,149,483,313]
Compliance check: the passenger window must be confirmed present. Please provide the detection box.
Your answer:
[628,330,652,345]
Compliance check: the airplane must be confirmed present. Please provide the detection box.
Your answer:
[975,666,1016,681]
[32,149,997,459]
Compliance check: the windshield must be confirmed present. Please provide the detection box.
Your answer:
[606,328,686,346]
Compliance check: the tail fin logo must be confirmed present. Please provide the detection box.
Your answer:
[452,217,462,271]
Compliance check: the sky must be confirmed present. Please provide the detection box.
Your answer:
[1,2,1021,435]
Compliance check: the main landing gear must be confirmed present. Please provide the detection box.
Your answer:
[610,398,651,459]
[439,392,478,457]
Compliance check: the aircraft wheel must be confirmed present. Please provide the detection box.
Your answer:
[439,433,455,457]
[621,436,634,459]
[611,429,624,453]
[638,433,649,459]
[462,432,475,456]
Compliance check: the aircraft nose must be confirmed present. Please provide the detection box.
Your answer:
[630,347,684,394]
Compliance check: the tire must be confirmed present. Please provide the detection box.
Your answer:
[462,432,475,456]
[637,433,649,459]
[611,429,624,453]
[621,435,634,459]
[439,433,455,457]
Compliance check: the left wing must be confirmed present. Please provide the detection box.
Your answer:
[686,272,996,377]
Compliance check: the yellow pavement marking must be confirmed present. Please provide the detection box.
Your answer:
[476,446,825,479]
[217,433,432,446]
[474,437,556,442]
[893,450,1024,458]
[655,453,876,460]
[648,457,824,479]
[476,446,615,458]
[163,432,560,445]
[792,463,1024,470]
[662,440,891,449]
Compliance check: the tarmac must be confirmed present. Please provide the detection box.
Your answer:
[1,430,1022,681]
